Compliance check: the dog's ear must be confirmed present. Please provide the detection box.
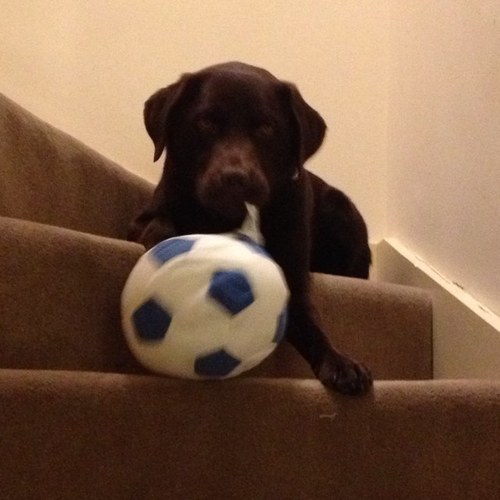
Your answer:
[144,74,195,162]
[281,83,327,164]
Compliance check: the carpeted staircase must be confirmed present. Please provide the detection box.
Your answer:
[1,93,499,499]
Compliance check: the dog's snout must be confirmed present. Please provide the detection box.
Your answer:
[220,168,249,189]
[218,143,254,169]
[210,140,260,193]
[197,144,270,218]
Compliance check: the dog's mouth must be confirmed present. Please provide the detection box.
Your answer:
[196,165,270,220]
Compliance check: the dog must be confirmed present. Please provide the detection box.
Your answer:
[128,62,372,395]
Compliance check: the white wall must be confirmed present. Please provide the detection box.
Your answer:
[387,0,500,317]
[0,0,388,242]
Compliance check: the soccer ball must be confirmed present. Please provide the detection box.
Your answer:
[121,233,289,379]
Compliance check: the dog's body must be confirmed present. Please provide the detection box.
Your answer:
[129,62,372,394]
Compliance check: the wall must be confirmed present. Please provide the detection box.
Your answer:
[0,0,388,242]
[375,239,500,378]
[387,0,500,317]
[1,1,499,342]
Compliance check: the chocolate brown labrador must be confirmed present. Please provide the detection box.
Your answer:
[129,62,372,394]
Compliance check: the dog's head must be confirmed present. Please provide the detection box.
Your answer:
[144,62,326,220]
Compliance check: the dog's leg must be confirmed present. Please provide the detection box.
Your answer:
[286,298,373,395]
[132,215,176,250]
[128,174,178,249]
[261,180,372,395]
[308,172,371,278]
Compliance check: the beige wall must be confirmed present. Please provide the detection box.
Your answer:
[375,239,500,378]
[0,0,388,241]
[1,1,499,319]
[387,0,500,317]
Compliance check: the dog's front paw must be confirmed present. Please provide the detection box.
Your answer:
[316,353,373,395]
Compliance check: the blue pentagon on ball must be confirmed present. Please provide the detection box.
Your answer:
[151,237,195,265]
[132,298,172,341]
[194,349,242,377]
[208,269,255,315]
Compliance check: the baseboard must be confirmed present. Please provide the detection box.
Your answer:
[371,238,500,379]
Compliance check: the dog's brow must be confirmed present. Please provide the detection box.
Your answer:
[195,106,216,117]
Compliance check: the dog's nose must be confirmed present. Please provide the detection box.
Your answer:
[221,168,248,189]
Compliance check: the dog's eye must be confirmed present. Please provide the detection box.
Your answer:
[196,117,218,136]
[256,123,275,139]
